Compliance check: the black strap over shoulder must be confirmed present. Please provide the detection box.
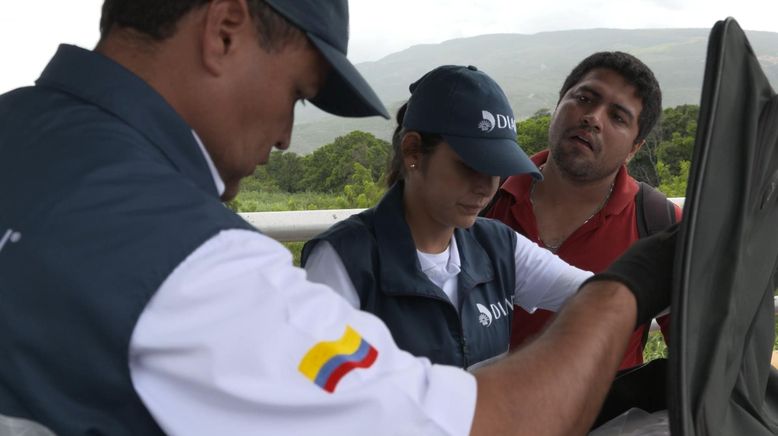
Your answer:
[636,181,677,238]
[635,181,677,348]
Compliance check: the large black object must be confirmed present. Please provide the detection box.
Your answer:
[670,17,778,435]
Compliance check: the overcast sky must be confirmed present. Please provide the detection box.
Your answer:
[0,0,775,94]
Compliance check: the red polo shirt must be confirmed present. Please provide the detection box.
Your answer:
[487,150,676,369]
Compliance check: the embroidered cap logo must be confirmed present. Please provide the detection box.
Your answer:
[0,229,21,255]
[479,110,496,132]
[479,110,517,133]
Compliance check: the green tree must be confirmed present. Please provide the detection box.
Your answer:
[241,165,280,193]
[343,162,385,208]
[516,113,550,157]
[629,104,699,186]
[266,150,305,192]
[657,160,690,197]
[657,132,695,175]
[655,104,699,141]
[301,131,391,193]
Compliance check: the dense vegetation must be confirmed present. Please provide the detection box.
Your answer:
[227,130,390,212]
[230,104,698,214]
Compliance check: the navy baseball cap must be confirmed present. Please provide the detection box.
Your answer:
[265,0,389,119]
[403,65,541,178]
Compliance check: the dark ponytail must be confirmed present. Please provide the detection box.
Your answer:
[385,103,409,187]
[385,102,443,187]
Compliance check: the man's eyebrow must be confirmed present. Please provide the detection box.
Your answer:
[576,85,601,100]
[611,102,636,122]
[576,84,636,122]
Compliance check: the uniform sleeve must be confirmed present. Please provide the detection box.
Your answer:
[512,231,593,312]
[303,240,361,308]
[129,229,475,436]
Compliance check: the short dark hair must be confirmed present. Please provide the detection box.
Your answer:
[558,51,662,143]
[385,102,443,187]
[99,0,302,51]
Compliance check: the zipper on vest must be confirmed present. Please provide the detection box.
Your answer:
[461,334,469,368]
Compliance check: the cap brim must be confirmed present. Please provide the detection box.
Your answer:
[443,135,542,179]
[306,33,389,119]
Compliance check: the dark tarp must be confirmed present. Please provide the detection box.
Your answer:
[669,17,778,435]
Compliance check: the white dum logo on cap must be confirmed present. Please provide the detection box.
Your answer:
[479,110,517,133]
[479,111,496,132]
[0,228,21,255]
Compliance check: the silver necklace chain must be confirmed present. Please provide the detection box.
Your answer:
[529,175,614,253]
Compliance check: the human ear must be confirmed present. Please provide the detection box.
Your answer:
[627,139,645,163]
[200,0,252,76]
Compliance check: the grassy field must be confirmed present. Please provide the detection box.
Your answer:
[231,191,346,213]
[284,241,305,267]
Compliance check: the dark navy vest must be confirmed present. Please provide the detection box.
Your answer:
[0,45,255,435]
[302,182,517,369]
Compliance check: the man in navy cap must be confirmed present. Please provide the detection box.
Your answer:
[0,1,675,434]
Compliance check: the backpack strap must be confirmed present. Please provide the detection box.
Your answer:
[635,181,677,348]
[635,181,677,238]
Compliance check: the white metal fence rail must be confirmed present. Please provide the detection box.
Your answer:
[240,208,364,243]
[238,198,686,242]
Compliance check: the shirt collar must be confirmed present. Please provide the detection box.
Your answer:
[373,182,492,297]
[36,44,221,198]
[191,130,225,197]
[417,236,462,277]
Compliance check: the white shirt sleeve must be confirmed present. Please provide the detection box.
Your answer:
[303,240,361,308]
[129,229,475,436]
[512,231,593,312]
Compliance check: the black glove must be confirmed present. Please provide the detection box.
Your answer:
[581,223,679,327]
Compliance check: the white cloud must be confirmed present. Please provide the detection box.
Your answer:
[0,1,102,94]
[347,0,777,62]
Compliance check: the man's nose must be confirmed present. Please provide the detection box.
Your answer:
[581,106,605,131]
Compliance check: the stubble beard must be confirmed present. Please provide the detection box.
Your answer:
[549,142,620,184]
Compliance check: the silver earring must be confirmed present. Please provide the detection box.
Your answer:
[409,163,416,169]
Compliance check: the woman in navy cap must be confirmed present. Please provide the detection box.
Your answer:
[302,65,592,369]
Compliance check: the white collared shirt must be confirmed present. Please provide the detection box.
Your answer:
[191,130,225,197]
[417,237,462,311]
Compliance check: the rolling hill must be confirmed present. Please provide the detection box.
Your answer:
[289,27,778,154]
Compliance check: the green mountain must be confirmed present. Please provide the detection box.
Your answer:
[290,27,778,154]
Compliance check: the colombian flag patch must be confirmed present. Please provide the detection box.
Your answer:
[298,325,378,393]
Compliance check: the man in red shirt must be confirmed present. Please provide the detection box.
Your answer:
[487,52,680,369]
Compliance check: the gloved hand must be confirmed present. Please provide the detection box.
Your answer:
[581,223,679,327]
